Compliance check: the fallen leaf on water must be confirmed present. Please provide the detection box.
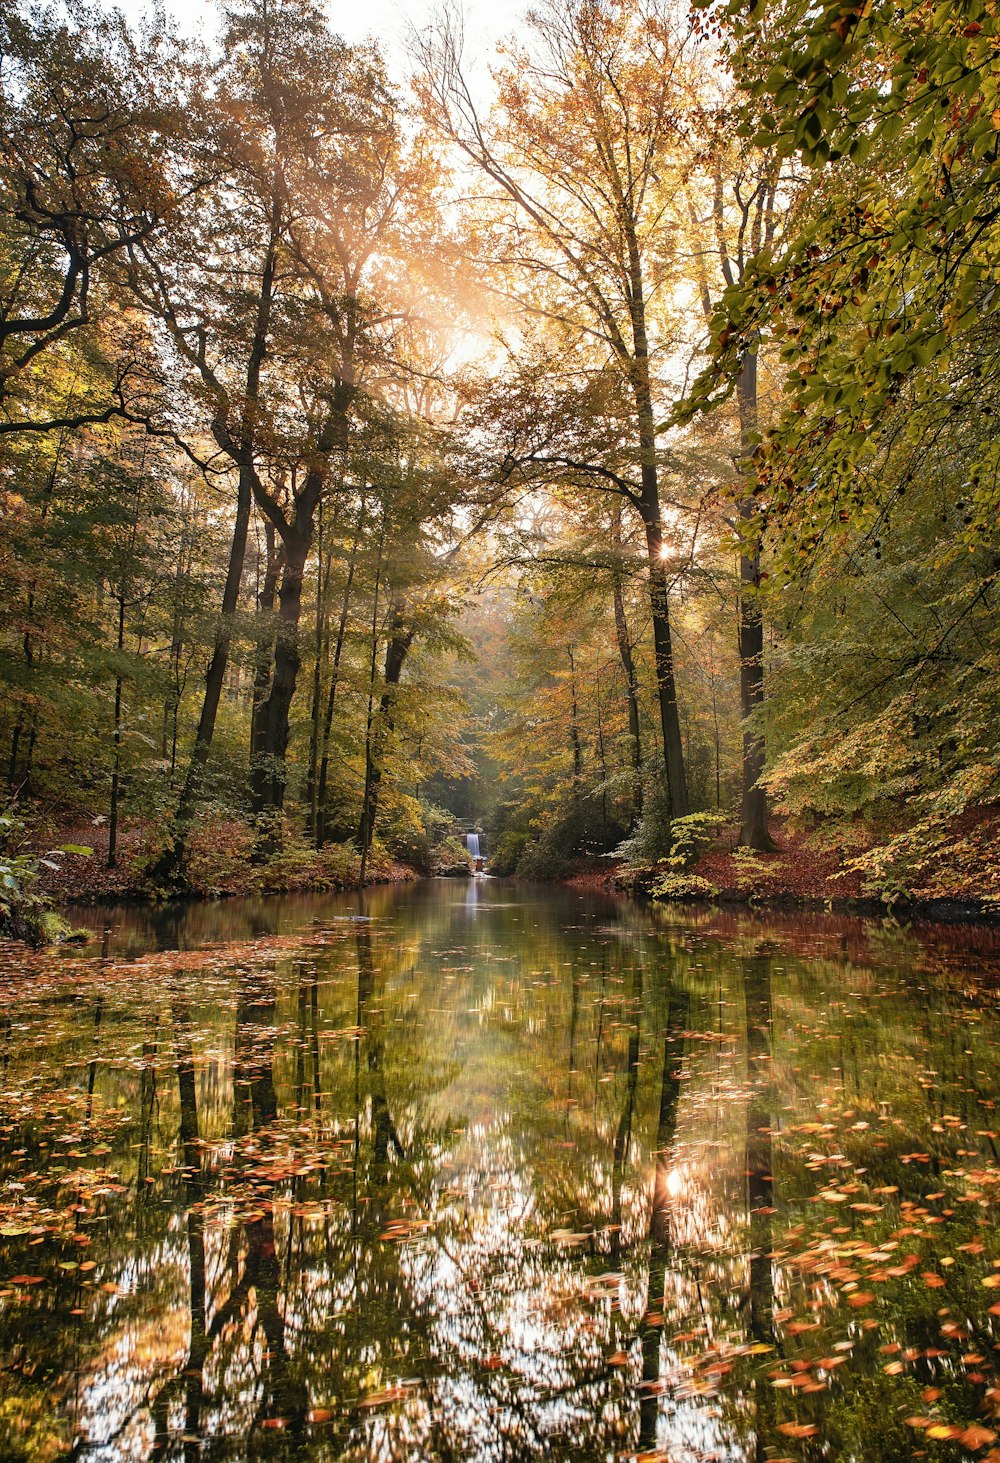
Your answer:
[359,1387,409,1409]
[959,1426,997,1450]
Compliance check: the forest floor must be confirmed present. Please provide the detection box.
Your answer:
[28,816,418,905]
[565,813,1000,920]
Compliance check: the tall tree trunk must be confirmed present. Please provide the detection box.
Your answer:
[164,507,193,770]
[736,348,776,852]
[253,385,353,826]
[249,521,282,814]
[304,501,329,841]
[258,523,311,823]
[108,591,126,868]
[594,670,609,841]
[152,217,280,886]
[151,470,253,884]
[358,597,413,885]
[316,520,362,847]
[641,504,689,821]
[567,647,583,785]
[7,721,22,792]
[610,517,643,821]
[623,224,687,822]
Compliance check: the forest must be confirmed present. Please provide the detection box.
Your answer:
[5,4,1000,1460]
[2,0,1000,927]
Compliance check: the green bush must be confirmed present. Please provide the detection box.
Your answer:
[0,812,92,944]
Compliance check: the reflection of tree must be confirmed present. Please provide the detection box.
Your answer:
[638,983,688,1450]
[14,887,1000,1463]
[150,1000,207,1460]
[611,959,643,1252]
[743,946,776,1463]
[356,925,404,1174]
[233,980,308,1457]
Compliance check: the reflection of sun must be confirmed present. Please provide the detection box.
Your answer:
[662,1164,686,1200]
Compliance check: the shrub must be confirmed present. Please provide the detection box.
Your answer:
[0,813,92,943]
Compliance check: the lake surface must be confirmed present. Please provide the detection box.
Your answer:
[1,879,1000,1461]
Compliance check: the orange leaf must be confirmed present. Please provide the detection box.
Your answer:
[959,1427,997,1451]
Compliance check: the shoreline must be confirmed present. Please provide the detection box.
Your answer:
[563,862,1000,926]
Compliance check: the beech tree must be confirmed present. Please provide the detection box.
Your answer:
[128,0,449,861]
[417,0,713,828]
[0,4,178,433]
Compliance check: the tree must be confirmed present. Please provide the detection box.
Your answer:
[0,2,177,433]
[417,0,714,827]
[685,138,786,849]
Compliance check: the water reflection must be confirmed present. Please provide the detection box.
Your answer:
[0,882,999,1459]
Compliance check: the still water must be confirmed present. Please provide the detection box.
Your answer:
[1,878,1000,1461]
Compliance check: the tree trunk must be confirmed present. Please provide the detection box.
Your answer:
[316,526,361,846]
[304,502,329,841]
[249,521,282,814]
[736,348,776,852]
[180,476,251,802]
[611,535,643,821]
[150,217,280,886]
[358,600,413,885]
[567,647,583,785]
[108,591,126,869]
[641,506,689,821]
[594,670,609,841]
[252,385,353,827]
[623,222,687,822]
[257,524,311,823]
[150,469,252,884]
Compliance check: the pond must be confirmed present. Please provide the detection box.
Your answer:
[1,878,1000,1461]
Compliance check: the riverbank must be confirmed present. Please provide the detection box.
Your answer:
[27,817,419,906]
[564,817,1000,923]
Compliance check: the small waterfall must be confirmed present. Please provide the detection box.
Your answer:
[466,832,481,860]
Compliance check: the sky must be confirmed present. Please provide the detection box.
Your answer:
[108,0,527,80]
